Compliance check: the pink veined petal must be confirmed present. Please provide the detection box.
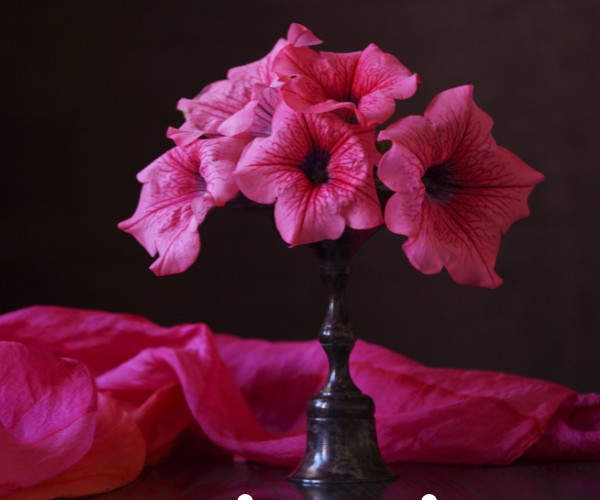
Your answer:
[165,125,202,148]
[237,105,382,245]
[167,80,252,145]
[235,136,306,205]
[379,85,543,288]
[274,45,359,118]
[217,85,280,138]
[169,26,321,146]
[198,136,246,205]
[424,84,493,162]
[6,395,146,500]
[326,136,383,230]
[118,145,207,275]
[378,115,438,188]
[217,100,260,137]
[286,23,323,47]
[352,43,419,124]
[274,182,347,245]
[275,44,417,125]
[0,342,97,495]
[120,138,244,275]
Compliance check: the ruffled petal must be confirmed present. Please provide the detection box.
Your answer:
[237,105,381,245]
[119,139,244,275]
[424,85,493,162]
[352,43,418,124]
[217,85,280,138]
[274,182,346,245]
[274,45,359,118]
[118,145,206,275]
[235,135,306,205]
[286,23,323,47]
[198,137,246,205]
[167,80,251,146]
[379,85,544,288]
[275,44,417,125]
[378,115,438,188]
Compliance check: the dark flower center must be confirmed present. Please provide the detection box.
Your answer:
[422,163,460,204]
[301,147,331,185]
[335,93,359,124]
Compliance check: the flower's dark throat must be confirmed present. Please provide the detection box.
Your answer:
[301,147,331,185]
[335,94,359,125]
[422,163,460,204]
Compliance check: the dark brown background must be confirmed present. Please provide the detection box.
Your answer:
[1,1,598,392]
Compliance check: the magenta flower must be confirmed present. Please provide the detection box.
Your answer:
[118,137,247,275]
[273,43,418,126]
[167,23,321,146]
[235,104,383,246]
[378,85,544,288]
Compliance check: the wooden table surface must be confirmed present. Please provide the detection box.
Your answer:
[89,456,600,500]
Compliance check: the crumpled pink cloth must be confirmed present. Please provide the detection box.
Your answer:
[0,306,598,498]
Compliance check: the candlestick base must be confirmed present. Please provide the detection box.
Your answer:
[289,391,396,483]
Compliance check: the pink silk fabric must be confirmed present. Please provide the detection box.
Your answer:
[0,306,598,497]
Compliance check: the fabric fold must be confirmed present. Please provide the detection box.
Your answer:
[0,305,598,498]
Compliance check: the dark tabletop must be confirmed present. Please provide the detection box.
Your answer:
[89,456,600,500]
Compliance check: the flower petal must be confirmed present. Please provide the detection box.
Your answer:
[236,105,382,245]
[274,45,359,118]
[274,182,347,245]
[275,44,417,125]
[0,342,97,495]
[167,80,251,146]
[352,43,419,124]
[286,23,323,47]
[119,139,244,275]
[379,85,544,288]
[217,85,280,138]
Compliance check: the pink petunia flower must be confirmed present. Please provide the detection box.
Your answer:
[378,85,544,288]
[167,23,322,146]
[118,137,247,276]
[273,43,418,127]
[235,104,383,246]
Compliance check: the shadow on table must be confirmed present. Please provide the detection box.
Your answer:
[91,458,600,499]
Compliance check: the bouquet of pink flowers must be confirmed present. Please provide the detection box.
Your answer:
[120,23,542,288]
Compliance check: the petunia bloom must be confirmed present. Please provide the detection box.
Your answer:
[378,85,544,288]
[118,137,247,275]
[235,104,383,246]
[273,43,418,127]
[167,23,322,146]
